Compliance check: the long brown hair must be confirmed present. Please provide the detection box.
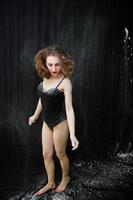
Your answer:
[34,45,75,78]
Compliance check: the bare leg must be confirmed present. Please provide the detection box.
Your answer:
[35,122,55,195]
[53,120,70,192]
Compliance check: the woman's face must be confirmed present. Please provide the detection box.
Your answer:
[46,55,62,77]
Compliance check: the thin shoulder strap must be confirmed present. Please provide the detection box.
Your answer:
[56,77,65,88]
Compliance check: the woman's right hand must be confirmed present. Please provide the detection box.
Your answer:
[28,115,37,126]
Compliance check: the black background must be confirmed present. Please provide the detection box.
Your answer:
[0,0,133,194]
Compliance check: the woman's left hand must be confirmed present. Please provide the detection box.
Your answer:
[70,135,79,150]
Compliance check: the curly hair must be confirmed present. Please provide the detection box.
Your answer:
[34,45,75,78]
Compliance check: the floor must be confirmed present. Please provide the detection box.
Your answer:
[2,153,133,200]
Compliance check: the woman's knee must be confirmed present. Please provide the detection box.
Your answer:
[56,151,66,160]
[43,152,53,160]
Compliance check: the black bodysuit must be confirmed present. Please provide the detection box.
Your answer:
[38,77,67,130]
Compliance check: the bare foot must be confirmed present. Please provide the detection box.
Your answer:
[35,182,55,196]
[55,176,70,193]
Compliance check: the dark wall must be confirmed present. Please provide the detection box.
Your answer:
[0,0,132,186]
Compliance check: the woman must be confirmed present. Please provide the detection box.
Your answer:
[28,46,79,195]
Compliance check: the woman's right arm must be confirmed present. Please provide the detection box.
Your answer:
[28,98,42,125]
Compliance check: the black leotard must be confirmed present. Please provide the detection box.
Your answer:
[37,77,67,130]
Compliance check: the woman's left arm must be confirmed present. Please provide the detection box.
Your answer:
[64,78,79,150]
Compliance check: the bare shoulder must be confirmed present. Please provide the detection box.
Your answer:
[63,77,72,91]
[63,77,72,85]
[43,77,47,82]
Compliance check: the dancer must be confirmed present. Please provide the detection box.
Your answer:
[29,46,79,195]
